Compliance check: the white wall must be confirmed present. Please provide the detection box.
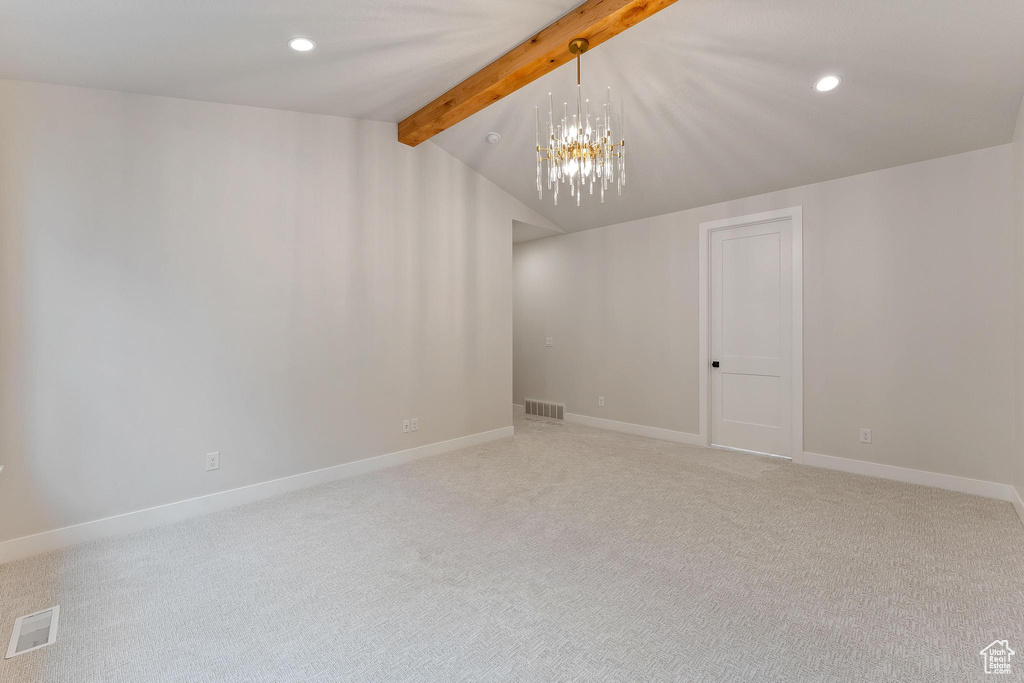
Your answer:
[514,145,1014,483]
[0,79,555,543]
[1014,97,1024,499]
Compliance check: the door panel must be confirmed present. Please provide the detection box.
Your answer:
[721,232,781,359]
[711,219,792,456]
[721,373,780,427]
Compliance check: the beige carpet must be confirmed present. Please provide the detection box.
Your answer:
[1,415,1022,682]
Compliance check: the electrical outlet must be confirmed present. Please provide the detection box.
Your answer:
[545,337,553,347]
[859,428,872,444]
[598,396,605,407]
[205,452,220,471]
[410,418,418,432]
[403,420,410,433]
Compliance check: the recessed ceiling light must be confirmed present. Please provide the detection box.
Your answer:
[814,75,841,92]
[485,132,502,144]
[288,37,316,52]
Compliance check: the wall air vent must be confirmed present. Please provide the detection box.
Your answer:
[6,606,59,659]
[525,399,564,420]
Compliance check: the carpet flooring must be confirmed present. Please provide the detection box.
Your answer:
[1,415,1022,682]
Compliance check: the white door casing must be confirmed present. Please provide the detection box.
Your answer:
[698,207,802,461]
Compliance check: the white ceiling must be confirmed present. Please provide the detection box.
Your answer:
[0,0,581,122]
[513,219,564,244]
[3,0,1023,233]
[434,0,1024,231]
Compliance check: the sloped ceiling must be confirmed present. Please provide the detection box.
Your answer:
[433,0,1024,231]
[3,0,1023,233]
[0,0,582,122]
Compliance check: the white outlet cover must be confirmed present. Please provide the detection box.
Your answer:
[859,429,872,444]
[206,452,220,471]
[545,337,553,347]
[410,418,418,431]
[598,397,605,406]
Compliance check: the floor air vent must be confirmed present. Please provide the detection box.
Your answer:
[525,399,564,420]
[6,606,59,659]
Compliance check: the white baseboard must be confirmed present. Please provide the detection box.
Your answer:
[512,403,525,415]
[1012,486,1024,529]
[802,450,1014,502]
[0,426,514,565]
[554,408,1018,511]
[564,412,704,446]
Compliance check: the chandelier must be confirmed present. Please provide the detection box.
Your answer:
[535,38,625,206]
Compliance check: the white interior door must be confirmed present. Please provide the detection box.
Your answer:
[710,218,793,457]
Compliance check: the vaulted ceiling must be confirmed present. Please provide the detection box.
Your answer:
[4,0,1023,233]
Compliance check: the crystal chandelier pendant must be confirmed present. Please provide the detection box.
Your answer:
[535,38,626,207]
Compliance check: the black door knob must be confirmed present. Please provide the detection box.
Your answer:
[712,361,720,368]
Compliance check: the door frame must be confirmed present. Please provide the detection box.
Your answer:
[697,206,803,462]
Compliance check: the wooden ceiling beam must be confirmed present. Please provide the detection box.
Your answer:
[397,0,677,147]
